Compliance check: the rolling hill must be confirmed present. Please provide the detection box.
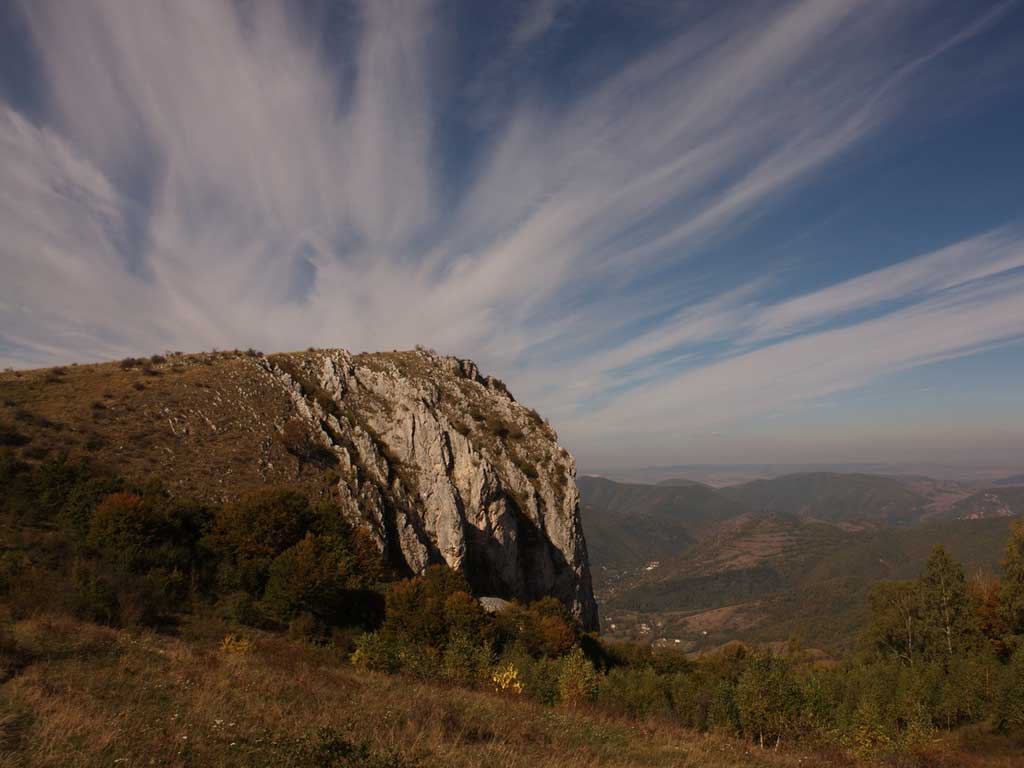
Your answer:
[576,475,748,574]
[717,472,931,524]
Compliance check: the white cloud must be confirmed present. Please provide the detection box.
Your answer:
[0,0,1021,465]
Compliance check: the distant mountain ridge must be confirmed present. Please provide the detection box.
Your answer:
[993,474,1024,486]
[717,472,929,524]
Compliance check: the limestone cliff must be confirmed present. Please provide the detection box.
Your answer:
[265,348,598,631]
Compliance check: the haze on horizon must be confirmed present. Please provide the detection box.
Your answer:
[1,0,1023,470]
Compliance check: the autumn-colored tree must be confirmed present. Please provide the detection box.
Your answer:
[383,565,473,647]
[970,570,1009,659]
[208,488,316,594]
[87,492,162,571]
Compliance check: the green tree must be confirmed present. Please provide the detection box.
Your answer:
[263,533,352,623]
[999,521,1024,638]
[867,580,923,665]
[735,653,803,747]
[919,545,976,659]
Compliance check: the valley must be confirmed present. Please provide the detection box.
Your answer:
[580,472,1024,654]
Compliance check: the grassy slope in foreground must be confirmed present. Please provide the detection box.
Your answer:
[0,615,822,768]
[5,614,1024,768]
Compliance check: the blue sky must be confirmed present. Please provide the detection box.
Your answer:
[1,0,1023,469]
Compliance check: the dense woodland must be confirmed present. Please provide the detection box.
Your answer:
[2,448,1024,764]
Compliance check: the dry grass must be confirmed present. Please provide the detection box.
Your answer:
[1,615,1023,767]
[0,354,325,503]
[0,615,838,768]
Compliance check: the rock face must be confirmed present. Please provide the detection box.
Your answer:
[264,348,598,631]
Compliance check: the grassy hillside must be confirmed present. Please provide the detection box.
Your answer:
[0,352,329,503]
[0,614,832,768]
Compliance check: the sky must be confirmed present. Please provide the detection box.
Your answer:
[1,0,1023,471]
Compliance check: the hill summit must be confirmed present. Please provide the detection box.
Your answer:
[0,347,597,629]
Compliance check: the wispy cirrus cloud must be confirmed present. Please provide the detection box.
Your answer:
[1,0,1022,465]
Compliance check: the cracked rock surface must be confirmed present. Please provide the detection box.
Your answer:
[262,348,598,630]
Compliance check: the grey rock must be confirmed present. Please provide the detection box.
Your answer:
[262,348,598,631]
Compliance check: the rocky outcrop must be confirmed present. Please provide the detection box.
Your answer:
[262,348,598,631]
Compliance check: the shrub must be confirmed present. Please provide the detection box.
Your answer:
[209,488,317,595]
[288,611,328,642]
[598,667,671,720]
[263,533,362,625]
[382,566,473,648]
[441,632,493,687]
[67,561,120,625]
[220,633,254,654]
[57,474,123,543]
[351,631,400,673]
[995,646,1024,731]
[492,597,578,658]
[498,651,560,704]
[557,647,598,707]
[219,591,273,629]
[87,493,161,570]
[734,653,803,745]
[491,662,524,694]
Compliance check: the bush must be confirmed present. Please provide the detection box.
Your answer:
[557,647,598,707]
[263,533,366,625]
[994,646,1024,732]
[382,566,474,648]
[220,633,254,654]
[441,632,493,687]
[67,561,120,625]
[87,493,160,570]
[288,612,327,642]
[499,651,560,704]
[492,597,578,658]
[351,631,399,673]
[209,488,317,595]
[598,666,671,719]
[734,653,803,745]
[491,661,525,694]
[218,591,273,629]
